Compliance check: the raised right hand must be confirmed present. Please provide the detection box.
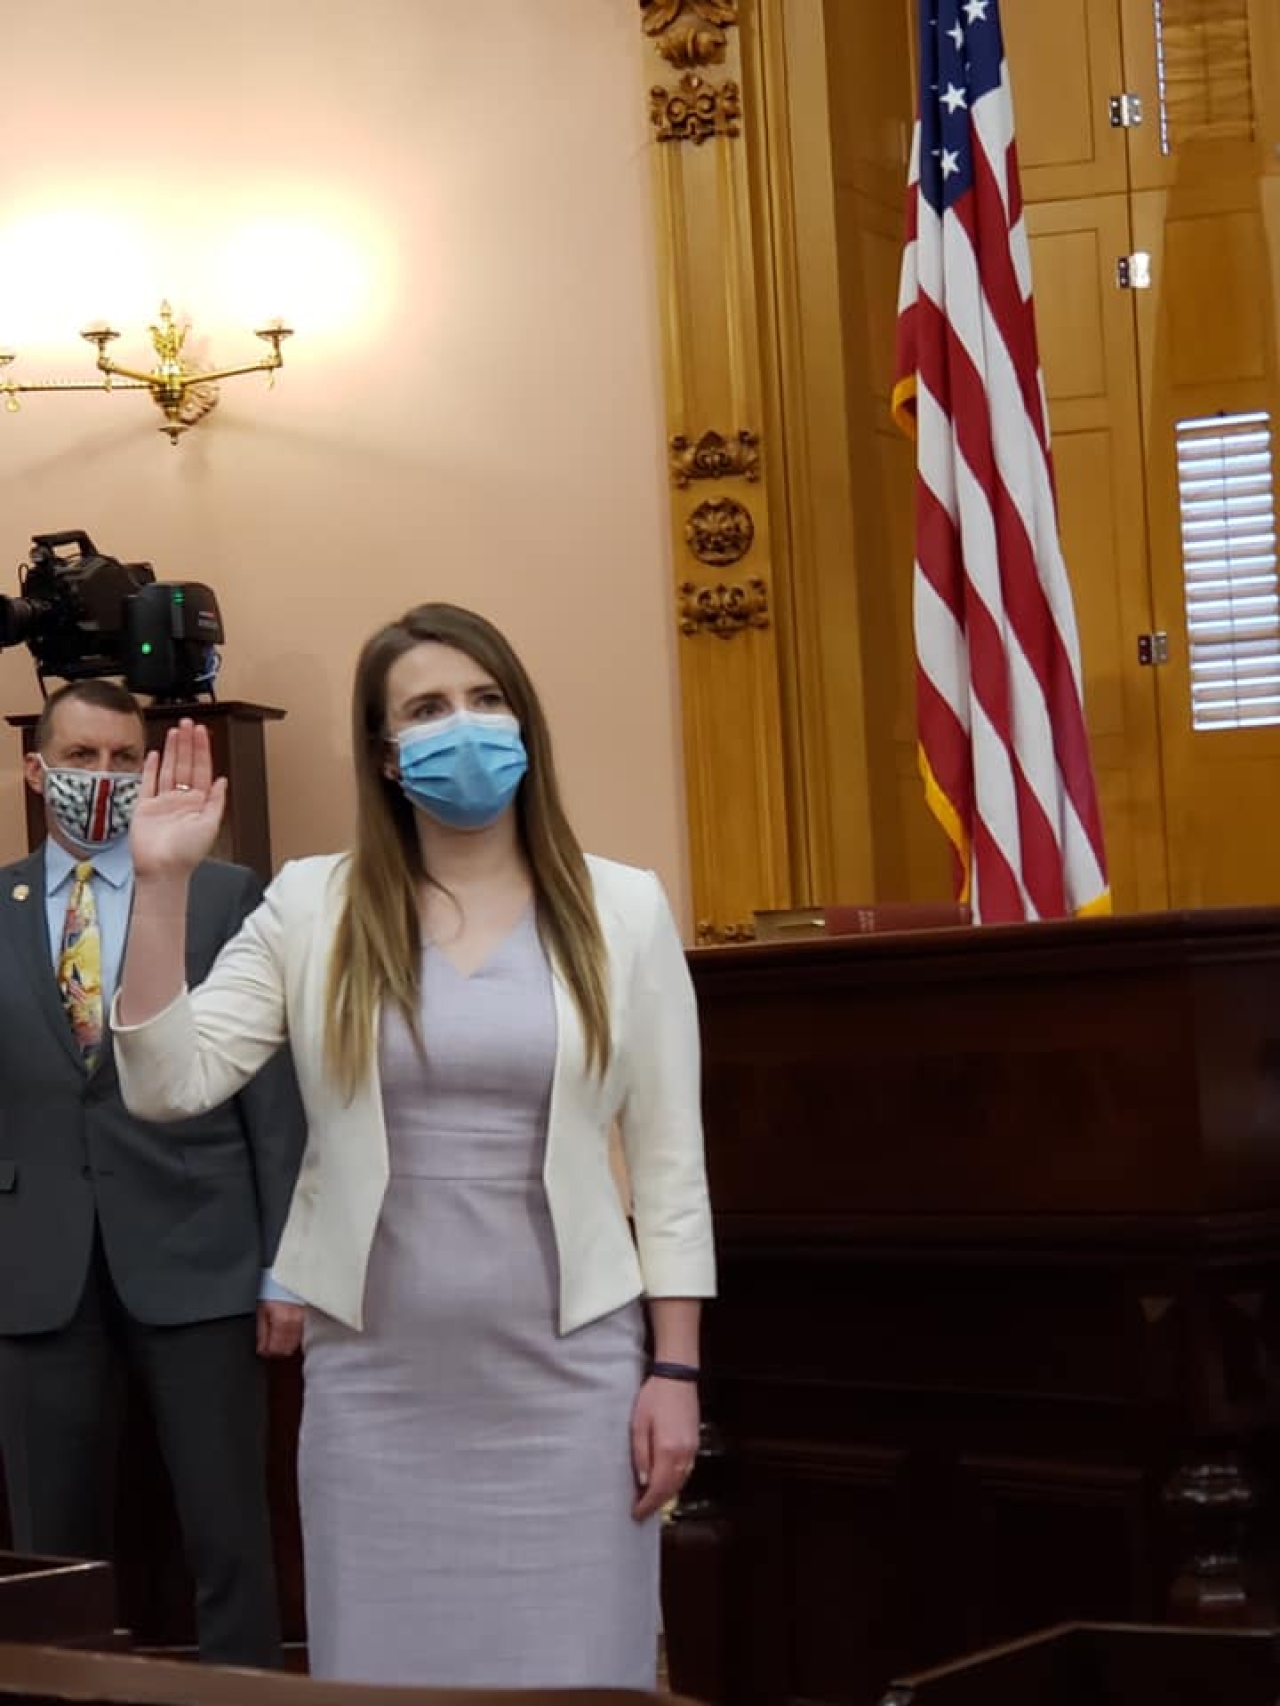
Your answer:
[129,718,228,880]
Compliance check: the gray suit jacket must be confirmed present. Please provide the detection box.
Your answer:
[0,846,306,1335]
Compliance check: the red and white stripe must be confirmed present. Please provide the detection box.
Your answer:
[893,60,1109,922]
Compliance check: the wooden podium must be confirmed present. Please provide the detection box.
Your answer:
[7,701,284,882]
[664,909,1280,1705]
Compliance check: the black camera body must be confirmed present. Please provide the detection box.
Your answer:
[0,532,156,681]
[124,581,225,698]
[0,531,224,701]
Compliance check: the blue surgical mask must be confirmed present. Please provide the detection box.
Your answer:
[395,710,528,830]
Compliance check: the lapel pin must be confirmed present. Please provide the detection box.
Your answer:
[11,884,29,901]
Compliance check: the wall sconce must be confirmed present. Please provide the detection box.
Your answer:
[0,301,293,444]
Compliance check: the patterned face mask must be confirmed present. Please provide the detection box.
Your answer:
[39,758,143,851]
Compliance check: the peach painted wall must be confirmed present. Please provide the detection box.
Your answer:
[0,0,692,922]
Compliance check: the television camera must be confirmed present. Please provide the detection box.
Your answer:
[0,531,224,701]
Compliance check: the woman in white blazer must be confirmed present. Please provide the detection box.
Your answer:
[113,603,715,1689]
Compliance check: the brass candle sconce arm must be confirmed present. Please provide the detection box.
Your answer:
[1,302,294,443]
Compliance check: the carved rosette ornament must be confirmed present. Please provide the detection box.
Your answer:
[669,429,760,488]
[678,577,770,640]
[640,0,739,69]
[685,496,755,566]
[650,72,742,145]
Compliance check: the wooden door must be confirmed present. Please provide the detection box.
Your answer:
[1002,0,1171,910]
[1119,0,1280,905]
[1006,0,1280,909]
[1023,194,1170,909]
[782,0,1280,918]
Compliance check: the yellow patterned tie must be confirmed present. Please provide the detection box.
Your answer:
[57,860,103,1068]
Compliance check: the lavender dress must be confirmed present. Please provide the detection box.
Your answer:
[297,909,658,1686]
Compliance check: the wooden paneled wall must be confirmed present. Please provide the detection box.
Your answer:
[639,0,1280,924]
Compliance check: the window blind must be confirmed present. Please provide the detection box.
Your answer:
[1177,410,1280,730]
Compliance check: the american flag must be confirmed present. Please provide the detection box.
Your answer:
[892,0,1110,922]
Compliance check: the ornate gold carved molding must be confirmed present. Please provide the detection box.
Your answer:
[649,73,742,145]
[685,496,755,565]
[669,428,760,487]
[678,577,770,639]
[695,918,756,945]
[640,0,739,70]
[640,0,793,932]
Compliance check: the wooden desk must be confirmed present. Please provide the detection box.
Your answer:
[0,1554,116,1649]
[10,906,1280,1691]
[879,1622,1280,1705]
[0,1642,698,1705]
[665,909,1280,1705]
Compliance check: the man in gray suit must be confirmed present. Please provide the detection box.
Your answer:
[0,677,305,1668]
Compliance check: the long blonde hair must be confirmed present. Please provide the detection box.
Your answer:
[323,603,610,1097]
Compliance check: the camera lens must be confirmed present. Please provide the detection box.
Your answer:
[0,595,46,649]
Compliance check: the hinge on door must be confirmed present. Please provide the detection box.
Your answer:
[1116,252,1153,290]
[1137,632,1170,666]
[1109,92,1144,128]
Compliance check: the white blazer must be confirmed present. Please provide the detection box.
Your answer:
[114,852,716,1332]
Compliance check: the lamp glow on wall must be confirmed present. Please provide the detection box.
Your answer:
[0,301,293,444]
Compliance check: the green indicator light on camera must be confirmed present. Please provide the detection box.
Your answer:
[140,642,153,654]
